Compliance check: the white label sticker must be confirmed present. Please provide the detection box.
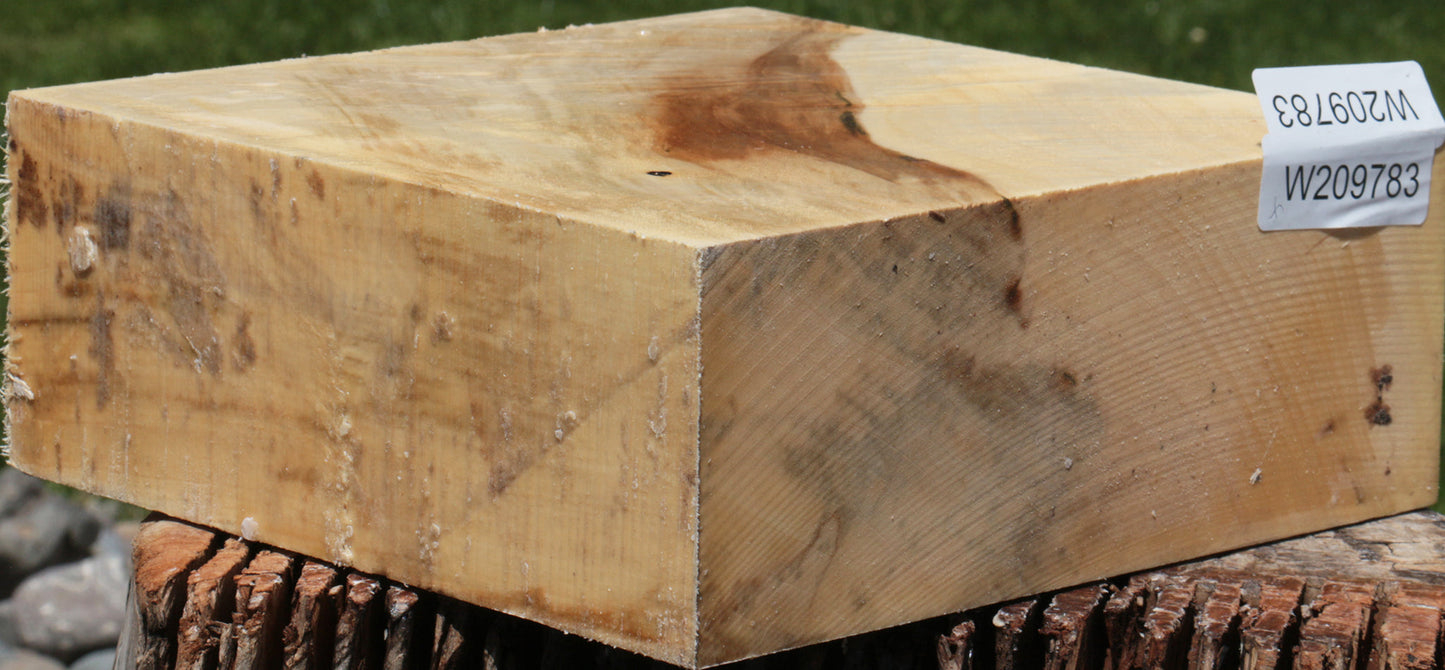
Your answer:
[1253,62,1445,231]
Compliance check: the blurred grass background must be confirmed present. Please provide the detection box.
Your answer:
[2,0,1444,513]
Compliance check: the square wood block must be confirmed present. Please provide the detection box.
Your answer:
[5,9,1441,666]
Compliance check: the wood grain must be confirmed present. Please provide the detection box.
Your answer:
[283,561,341,669]
[131,518,217,669]
[176,538,252,670]
[6,7,1443,666]
[1039,585,1107,670]
[335,573,384,670]
[231,550,297,668]
[1187,579,1243,670]
[1368,583,1445,670]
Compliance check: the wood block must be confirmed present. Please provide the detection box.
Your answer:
[5,7,1442,666]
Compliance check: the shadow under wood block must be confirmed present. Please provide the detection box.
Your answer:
[6,6,1443,667]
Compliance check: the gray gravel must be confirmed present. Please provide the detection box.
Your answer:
[0,467,103,598]
[0,469,133,668]
[0,648,66,670]
[66,649,114,670]
[7,556,127,660]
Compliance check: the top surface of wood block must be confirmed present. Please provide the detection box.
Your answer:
[16,7,1263,246]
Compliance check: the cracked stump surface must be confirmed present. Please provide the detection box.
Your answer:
[126,510,1445,669]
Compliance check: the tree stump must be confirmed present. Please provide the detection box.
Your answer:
[125,509,1445,669]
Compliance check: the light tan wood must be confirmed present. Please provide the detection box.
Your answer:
[4,7,1442,667]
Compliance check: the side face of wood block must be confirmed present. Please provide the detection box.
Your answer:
[697,161,1445,662]
[5,77,703,664]
[5,8,1442,667]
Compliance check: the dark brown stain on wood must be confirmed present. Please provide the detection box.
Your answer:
[484,442,562,499]
[1372,364,1394,392]
[1004,278,1024,315]
[232,312,257,372]
[54,175,83,231]
[307,169,326,199]
[89,293,115,409]
[1365,401,1392,426]
[938,350,1097,432]
[133,190,227,376]
[650,21,1007,194]
[432,313,454,343]
[96,187,132,250]
[15,152,49,228]
[1366,364,1394,426]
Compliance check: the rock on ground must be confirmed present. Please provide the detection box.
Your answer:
[6,556,128,662]
[0,472,100,595]
[0,648,67,670]
[66,649,114,670]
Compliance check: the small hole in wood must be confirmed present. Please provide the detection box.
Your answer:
[647,170,672,177]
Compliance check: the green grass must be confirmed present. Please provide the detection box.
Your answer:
[4,0,1443,97]
[3,0,1445,513]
